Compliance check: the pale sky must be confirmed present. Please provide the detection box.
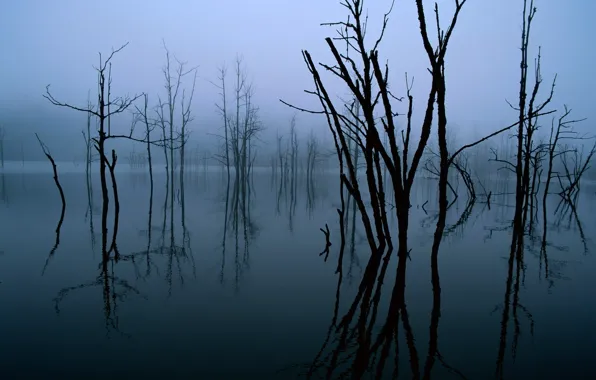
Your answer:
[0,0,593,159]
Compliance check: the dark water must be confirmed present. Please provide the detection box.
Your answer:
[0,162,594,379]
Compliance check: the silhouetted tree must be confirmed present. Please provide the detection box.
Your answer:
[44,43,166,255]
[213,64,232,184]
[283,0,470,273]
[158,41,197,238]
[35,133,67,276]
[503,0,556,248]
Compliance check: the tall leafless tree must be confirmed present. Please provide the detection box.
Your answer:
[135,94,156,200]
[44,43,162,256]
[213,64,232,184]
[158,41,197,238]
[283,0,472,274]
[503,0,556,248]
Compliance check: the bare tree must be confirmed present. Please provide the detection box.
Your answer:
[501,0,556,245]
[135,94,156,198]
[35,133,66,231]
[213,64,232,184]
[494,3,562,374]
[43,43,159,255]
[288,115,299,202]
[278,6,470,376]
[276,130,285,181]
[557,140,596,201]
[540,107,586,223]
[81,92,96,180]
[283,0,472,274]
[155,98,169,177]
[179,66,198,186]
[158,41,198,236]
[221,56,263,193]
[306,128,321,186]
[232,55,247,185]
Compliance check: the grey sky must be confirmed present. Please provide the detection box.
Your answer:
[0,0,593,158]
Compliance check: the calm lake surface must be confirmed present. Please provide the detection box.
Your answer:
[0,161,594,379]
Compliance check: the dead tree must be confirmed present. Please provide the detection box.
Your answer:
[81,91,95,179]
[276,130,285,181]
[289,115,299,202]
[452,153,476,201]
[35,133,66,232]
[155,99,170,177]
[306,128,321,193]
[544,109,595,204]
[213,64,232,184]
[543,109,577,208]
[36,132,67,273]
[154,42,197,243]
[494,3,560,372]
[557,141,596,201]
[104,149,120,253]
[281,0,472,314]
[506,0,556,243]
[241,84,262,192]
[476,174,492,208]
[232,56,247,186]
[160,42,197,230]
[179,66,197,185]
[44,43,165,256]
[135,94,156,202]
[413,0,470,251]
[218,58,262,195]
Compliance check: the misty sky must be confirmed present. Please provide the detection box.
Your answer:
[0,0,594,160]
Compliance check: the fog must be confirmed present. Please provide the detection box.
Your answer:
[2,1,596,377]
[0,0,593,162]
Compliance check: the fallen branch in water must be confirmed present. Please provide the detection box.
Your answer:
[35,133,66,275]
[35,133,66,228]
[319,223,332,261]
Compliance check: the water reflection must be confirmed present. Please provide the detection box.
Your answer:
[119,174,196,294]
[553,197,588,254]
[0,165,593,377]
[53,257,146,338]
[495,231,535,379]
[304,192,471,379]
[40,210,64,275]
[298,175,592,379]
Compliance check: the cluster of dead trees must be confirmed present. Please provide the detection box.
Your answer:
[184,144,211,173]
[286,0,491,279]
[212,56,263,190]
[42,41,198,262]
[41,42,204,328]
[38,42,270,312]
[209,56,266,288]
[128,147,148,169]
[282,0,592,378]
[0,126,28,169]
[270,115,328,213]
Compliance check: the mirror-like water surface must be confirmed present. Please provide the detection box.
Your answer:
[0,162,594,379]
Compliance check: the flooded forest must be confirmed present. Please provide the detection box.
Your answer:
[0,0,594,379]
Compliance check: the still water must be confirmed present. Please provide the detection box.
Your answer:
[0,162,594,379]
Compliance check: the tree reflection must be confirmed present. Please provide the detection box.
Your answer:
[222,174,259,291]
[304,172,469,379]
